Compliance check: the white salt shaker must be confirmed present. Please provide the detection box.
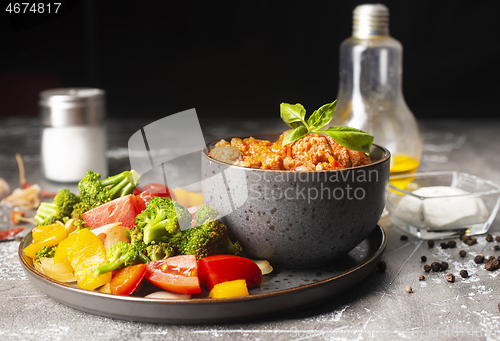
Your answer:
[40,88,108,183]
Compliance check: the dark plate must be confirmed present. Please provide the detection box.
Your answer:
[18,224,386,324]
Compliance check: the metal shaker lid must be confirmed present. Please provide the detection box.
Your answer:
[40,88,106,127]
[353,4,390,38]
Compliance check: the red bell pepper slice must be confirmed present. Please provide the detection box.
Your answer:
[110,263,147,296]
[144,255,201,294]
[198,255,263,291]
[133,183,172,211]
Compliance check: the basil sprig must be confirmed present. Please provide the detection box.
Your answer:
[280,101,374,153]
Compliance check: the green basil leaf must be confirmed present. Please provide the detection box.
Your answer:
[308,100,337,130]
[282,126,308,146]
[323,126,374,153]
[280,103,306,129]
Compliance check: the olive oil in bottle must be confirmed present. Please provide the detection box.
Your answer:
[390,155,420,176]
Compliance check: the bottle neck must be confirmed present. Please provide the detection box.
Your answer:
[352,4,389,39]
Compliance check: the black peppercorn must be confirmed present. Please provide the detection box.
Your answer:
[474,254,485,264]
[400,235,408,241]
[421,256,427,262]
[377,261,387,272]
[440,242,449,249]
[441,262,449,271]
[446,273,455,283]
[467,238,477,246]
[495,245,499,251]
[419,275,425,281]
[486,234,493,242]
[423,264,431,272]
[459,250,467,257]
[447,240,456,248]
[462,235,471,242]
[431,262,442,272]
[459,270,468,278]
[427,240,434,248]
[495,236,500,242]
[485,259,500,271]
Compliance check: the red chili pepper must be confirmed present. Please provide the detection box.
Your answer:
[11,210,25,224]
[0,226,24,241]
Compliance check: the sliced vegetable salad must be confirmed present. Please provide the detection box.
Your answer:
[24,169,271,299]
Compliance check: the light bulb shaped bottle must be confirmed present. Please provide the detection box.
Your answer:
[331,4,422,175]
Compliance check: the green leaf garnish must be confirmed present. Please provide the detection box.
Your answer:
[280,100,374,154]
[280,103,307,129]
[282,126,308,146]
[321,126,374,154]
[307,100,336,130]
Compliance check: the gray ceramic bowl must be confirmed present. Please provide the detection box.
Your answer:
[201,134,390,268]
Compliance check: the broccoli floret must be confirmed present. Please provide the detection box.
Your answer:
[127,218,179,261]
[126,226,146,247]
[125,226,149,257]
[194,205,219,225]
[71,202,93,220]
[177,221,242,259]
[34,189,80,226]
[173,200,193,229]
[34,246,58,263]
[93,241,149,277]
[78,170,140,210]
[135,196,191,245]
[70,218,90,233]
[146,242,176,261]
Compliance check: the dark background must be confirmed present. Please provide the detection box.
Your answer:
[0,0,498,120]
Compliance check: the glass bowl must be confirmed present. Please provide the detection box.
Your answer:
[387,171,500,239]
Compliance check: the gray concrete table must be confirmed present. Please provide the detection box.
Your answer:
[1,117,500,341]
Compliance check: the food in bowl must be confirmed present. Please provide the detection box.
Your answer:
[211,130,372,171]
[210,100,375,172]
[202,100,388,268]
[202,138,390,268]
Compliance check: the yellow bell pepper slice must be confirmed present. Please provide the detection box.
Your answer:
[66,228,111,290]
[208,279,249,299]
[24,223,67,259]
[171,189,204,208]
[53,232,79,264]
[31,222,63,242]
[98,283,112,294]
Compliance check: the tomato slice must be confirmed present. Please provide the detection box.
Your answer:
[82,195,140,229]
[198,255,263,291]
[144,255,201,294]
[134,183,172,211]
[110,264,147,296]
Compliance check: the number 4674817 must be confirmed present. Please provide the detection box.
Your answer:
[5,3,61,14]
